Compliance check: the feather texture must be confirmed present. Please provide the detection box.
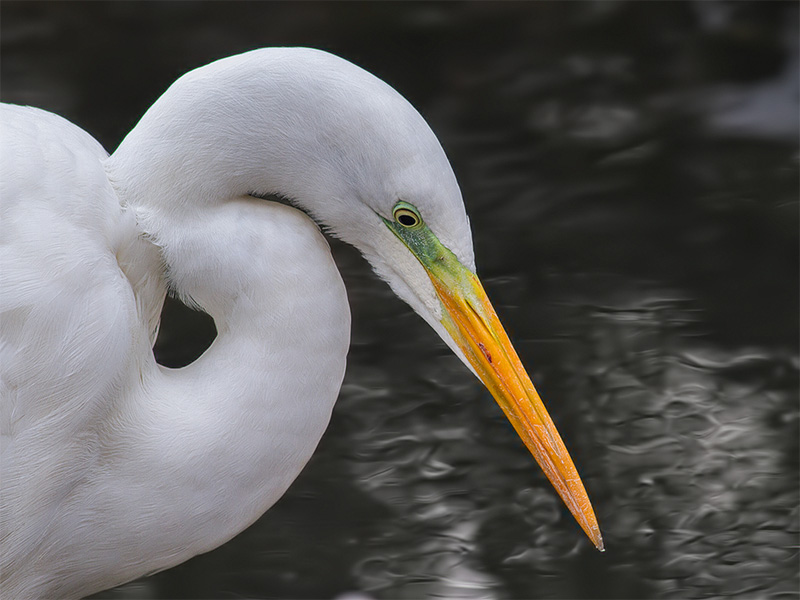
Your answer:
[1,48,476,598]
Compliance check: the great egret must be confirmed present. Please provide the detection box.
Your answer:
[0,48,602,599]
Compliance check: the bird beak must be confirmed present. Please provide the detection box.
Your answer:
[428,264,603,550]
[384,216,603,551]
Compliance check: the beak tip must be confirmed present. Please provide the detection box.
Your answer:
[595,536,605,552]
[582,516,604,552]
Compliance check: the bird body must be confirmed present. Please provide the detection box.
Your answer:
[1,48,601,598]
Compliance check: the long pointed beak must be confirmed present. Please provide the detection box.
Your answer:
[429,268,603,551]
[383,212,603,550]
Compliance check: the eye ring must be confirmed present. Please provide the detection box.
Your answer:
[393,202,422,228]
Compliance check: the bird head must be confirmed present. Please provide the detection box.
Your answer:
[260,49,603,550]
[111,47,603,549]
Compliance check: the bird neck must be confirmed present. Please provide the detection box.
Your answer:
[101,199,350,583]
[148,196,351,413]
[103,48,446,255]
[157,198,351,498]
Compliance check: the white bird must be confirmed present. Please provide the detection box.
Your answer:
[0,48,602,599]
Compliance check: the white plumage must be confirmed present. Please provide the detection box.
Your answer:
[1,48,601,599]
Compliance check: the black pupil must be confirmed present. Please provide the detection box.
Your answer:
[398,213,417,226]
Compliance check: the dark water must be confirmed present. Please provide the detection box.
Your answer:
[2,2,798,599]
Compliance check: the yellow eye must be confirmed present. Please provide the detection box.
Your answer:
[393,202,422,228]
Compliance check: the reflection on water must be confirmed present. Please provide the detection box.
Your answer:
[561,295,797,599]
[2,2,797,599]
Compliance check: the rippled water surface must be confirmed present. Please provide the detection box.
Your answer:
[2,2,798,599]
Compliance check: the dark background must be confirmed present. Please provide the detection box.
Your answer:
[2,2,798,599]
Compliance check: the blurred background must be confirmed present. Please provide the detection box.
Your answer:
[2,2,798,599]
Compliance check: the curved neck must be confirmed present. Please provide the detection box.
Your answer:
[151,200,351,527]
[103,49,466,262]
[104,49,374,242]
[82,201,351,592]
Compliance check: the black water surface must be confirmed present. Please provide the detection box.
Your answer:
[2,2,797,599]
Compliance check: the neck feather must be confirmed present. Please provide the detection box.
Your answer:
[79,200,351,594]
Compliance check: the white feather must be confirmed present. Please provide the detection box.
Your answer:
[1,48,475,598]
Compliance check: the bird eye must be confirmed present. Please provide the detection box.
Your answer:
[393,202,422,228]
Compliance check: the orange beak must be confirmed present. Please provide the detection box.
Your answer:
[430,269,603,550]
[383,209,603,550]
